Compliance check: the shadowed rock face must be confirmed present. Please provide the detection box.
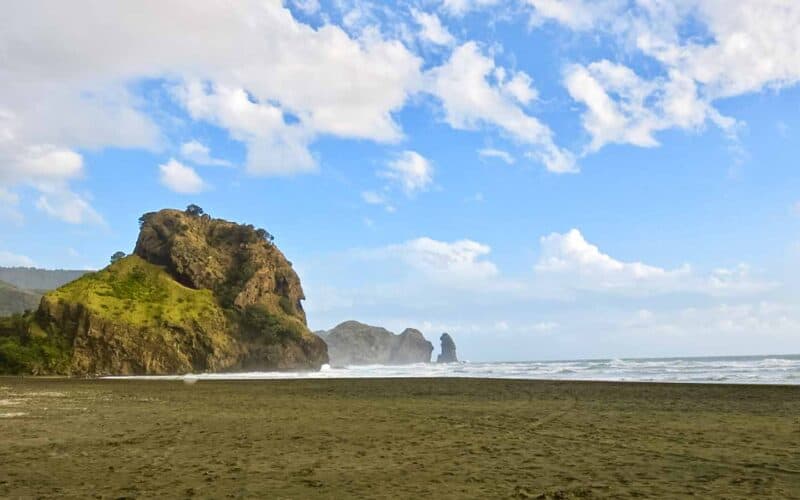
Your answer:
[436,333,458,363]
[322,321,433,367]
[3,208,328,375]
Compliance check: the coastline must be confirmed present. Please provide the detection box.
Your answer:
[2,377,798,498]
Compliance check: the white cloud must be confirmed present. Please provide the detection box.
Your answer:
[158,159,207,194]
[179,140,232,167]
[34,191,103,225]
[0,250,35,267]
[378,237,499,286]
[546,1,800,153]
[564,60,731,152]
[536,228,686,286]
[292,0,320,15]
[381,151,434,195]
[0,0,423,215]
[535,228,771,296]
[478,148,515,164]
[441,0,502,16]
[16,147,84,183]
[526,0,624,30]
[412,9,455,46]
[175,81,316,176]
[427,42,576,173]
[656,1,800,99]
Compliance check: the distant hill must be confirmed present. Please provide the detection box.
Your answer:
[0,267,90,292]
[0,280,41,316]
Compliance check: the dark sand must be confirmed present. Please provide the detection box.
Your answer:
[1,378,798,499]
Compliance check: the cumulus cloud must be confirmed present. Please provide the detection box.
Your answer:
[159,159,207,194]
[535,229,690,288]
[381,151,434,195]
[534,229,772,296]
[179,140,232,167]
[412,9,455,46]
[0,0,423,218]
[427,42,576,173]
[526,0,625,30]
[540,0,800,152]
[564,60,733,152]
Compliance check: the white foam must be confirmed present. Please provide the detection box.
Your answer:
[104,355,800,385]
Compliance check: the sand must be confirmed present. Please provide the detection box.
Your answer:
[0,377,798,499]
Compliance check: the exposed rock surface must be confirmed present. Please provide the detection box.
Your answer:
[321,320,433,367]
[0,208,328,375]
[436,333,458,363]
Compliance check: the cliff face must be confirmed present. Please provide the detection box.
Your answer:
[0,208,327,375]
[134,209,306,320]
[322,321,433,367]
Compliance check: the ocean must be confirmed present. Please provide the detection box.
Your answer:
[109,354,800,384]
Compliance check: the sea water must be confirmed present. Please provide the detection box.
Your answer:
[109,354,800,384]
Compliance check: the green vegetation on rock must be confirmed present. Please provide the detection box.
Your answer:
[0,208,328,375]
[46,255,224,330]
[0,313,70,375]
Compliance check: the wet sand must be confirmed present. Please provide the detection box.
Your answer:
[1,377,798,499]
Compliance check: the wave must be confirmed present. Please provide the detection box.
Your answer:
[105,354,800,385]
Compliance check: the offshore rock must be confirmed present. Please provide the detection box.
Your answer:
[321,321,433,367]
[436,333,458,363]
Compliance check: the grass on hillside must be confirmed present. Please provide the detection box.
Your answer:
[47,255,224,328]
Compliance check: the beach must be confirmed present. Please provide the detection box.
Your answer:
[1,377,798,499]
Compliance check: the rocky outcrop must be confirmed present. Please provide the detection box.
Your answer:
[134,209,307,320]
[321,321,433,367]
[2,208,328,375]
[436,333,458,363]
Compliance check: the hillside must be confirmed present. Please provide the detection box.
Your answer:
[0,267,89,291]
[0,280,41,316]
[0,208,327,375]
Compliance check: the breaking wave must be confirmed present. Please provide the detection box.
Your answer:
[107,354,800,385]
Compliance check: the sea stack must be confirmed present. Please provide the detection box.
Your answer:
[436,333,458,363]
[320,321,433,367]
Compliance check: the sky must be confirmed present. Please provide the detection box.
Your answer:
[1,0,799,361]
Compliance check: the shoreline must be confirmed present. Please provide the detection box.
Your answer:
[3,374,799,387]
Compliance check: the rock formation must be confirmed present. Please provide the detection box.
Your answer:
[321,320,433,367]
[436,333,458,363]
[0,208,328,375]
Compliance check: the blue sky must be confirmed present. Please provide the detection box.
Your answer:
[1,0,799,360]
